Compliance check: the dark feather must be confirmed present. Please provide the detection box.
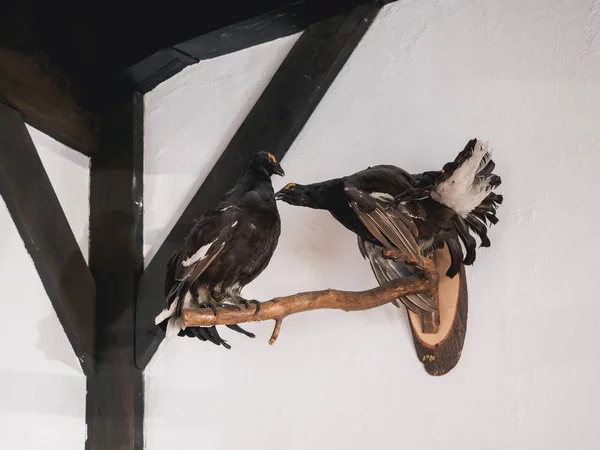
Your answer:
[444,236,464,278]
[164,251,180,297]
[357,237,436,313]
[421,238,445,256]
[477,159,495,178]
[484,212,499,225]
[470,210,489,224]
[225,324,256,338]
[465,215,491,247]
[345,185,421,262]
[453,216,477,265]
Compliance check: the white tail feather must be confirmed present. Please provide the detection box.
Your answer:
[431,139,495,216]
[166,317,182,338]
[155,299,177,325]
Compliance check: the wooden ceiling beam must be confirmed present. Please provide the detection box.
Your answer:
[0,49,100,156]
[135,1,383,369]
[126,0,376,92]
[0,102,96,375]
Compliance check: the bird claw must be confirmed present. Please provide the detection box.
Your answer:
[240,298,261,315]
[249,300,261,315]
[200,301,220,316]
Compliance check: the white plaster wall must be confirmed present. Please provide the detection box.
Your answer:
[144,1,600,449]
[143,34,300,266]
[0,127,89,449]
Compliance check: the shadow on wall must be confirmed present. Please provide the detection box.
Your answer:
[35,231,91,373]
[35,314,82,373]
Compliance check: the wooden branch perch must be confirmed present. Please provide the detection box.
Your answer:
[183,258,439,344]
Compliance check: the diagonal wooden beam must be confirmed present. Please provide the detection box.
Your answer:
[0,102,96,375]
[85,92,144,449]
[135,1,383,369]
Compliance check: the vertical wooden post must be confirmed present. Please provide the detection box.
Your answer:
[85,92,144,450]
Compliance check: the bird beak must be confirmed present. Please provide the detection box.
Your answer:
[274,189,285,200]
[273,163,285,177]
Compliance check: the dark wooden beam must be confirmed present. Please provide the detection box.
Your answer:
[2,1,384,108]
[126,0,374,92]
[0,49,100,155]
[135,1,383,369]
[85,92,144,450]
[0,102,96,375]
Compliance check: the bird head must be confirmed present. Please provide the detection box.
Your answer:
[249,151,285,177]
[435,163,458,185]
[274,182,310,205]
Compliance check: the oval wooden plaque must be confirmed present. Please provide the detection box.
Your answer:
[407,244,468,376]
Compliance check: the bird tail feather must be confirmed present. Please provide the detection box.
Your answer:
[433,138,503,270]
[155,284,246,349]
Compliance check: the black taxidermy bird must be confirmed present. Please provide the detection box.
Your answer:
[275,138,502,314]
[155,151,285,348]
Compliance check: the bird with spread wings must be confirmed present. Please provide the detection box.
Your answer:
[275,138,502,315]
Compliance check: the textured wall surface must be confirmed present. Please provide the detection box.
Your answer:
[143,34,300,266]
[0,126,88,449]
[144,1,600,449]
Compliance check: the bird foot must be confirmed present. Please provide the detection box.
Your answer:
[199,300,221,317]
[240,299,261,315]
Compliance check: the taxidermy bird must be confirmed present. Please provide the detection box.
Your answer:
[275,138,502,314]
[155,151,285,348]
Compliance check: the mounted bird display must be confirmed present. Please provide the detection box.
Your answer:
[155,151,285,349]
[274,138,502,317]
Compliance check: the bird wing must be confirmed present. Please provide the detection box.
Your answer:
[357,236,436,313]
[343,183,422,263]
[174,207,242,288]
[156,206,242,326]
[345,181,436,314]
[164,251,181,297]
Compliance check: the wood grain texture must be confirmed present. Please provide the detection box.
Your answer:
[135,2,383,370]
[407,245,468,376]
[183,257,439,345]
[85,92,144,450]
[130,1,376,92]
[0,102,96,375]
[0,49,99,155]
